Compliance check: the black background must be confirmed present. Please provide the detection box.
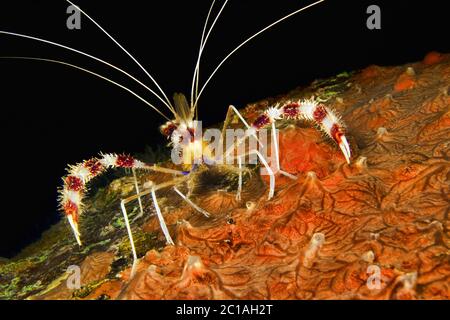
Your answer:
[0,299,444,318]
[0,0,448,258]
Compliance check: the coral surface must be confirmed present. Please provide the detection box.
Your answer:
[1,52,449,300]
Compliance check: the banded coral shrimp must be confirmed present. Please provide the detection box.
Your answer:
[0,0,351,276]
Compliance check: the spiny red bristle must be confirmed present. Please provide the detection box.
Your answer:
[65,176,84,192]
[253,114,270,129]
[116,154,135,168]
[330,123,343,143]
[282,103,300,118]
[313,104,327,123]
[63,201,78,218]
[84,158,103,176]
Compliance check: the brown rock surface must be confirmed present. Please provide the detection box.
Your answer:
[35,252,115,300]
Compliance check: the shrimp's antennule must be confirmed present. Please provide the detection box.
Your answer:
[0,30,174,118]
[0,56,171,120]
[194,0,326,109]
[66,0,174,113]
[190,0,230,110]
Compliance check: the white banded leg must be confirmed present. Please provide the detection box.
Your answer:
[232,149,275,200]
[236,156,243,201]
[120,199,138,278]
[150,185,175,246]
[252,149,275,200]
[132,168,144,221]
[229,149,275,200]
[228,105,263,147]
[228,105,251,129]
[130,165,186,222]
[271,122,297,180]
[143,164,185,176]
[120,179,180,278]
[173,187,211,218]
[220,105,263,152]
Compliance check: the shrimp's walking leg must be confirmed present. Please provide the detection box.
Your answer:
[120,199,139,278]
[221,105,252,134]
[249,149,275,200]
[232,150,275,200]
[143,164,185,176]
[131,165,184,222]
[220,105,262,151]
[120,177,186,278]
[236,156,243,201]
[218,108,276,199]
[132,168,144,220]
[173,187,211,218]
[149,184,174,246]
[271,122,297,180]
[219,106,293,181]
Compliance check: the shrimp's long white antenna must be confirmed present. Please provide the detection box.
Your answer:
[190,0,216,109]
[0,56,171,121]
[0,30,176,117]
[66,1,173,110]
[194,0,325,109]
[190,0,230,109]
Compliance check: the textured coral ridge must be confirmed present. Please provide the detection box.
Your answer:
[112,52,449,300]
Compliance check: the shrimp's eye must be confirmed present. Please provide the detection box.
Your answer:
[160,121,178,138]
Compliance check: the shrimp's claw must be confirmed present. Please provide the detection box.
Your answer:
[67,214,82,246]
[329,123,351,164]
[339,135,352,164]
